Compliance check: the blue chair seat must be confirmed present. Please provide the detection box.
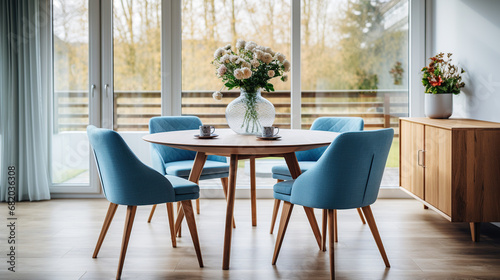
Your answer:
[273,180,294,202]
[164,160,230,179]
[271,162,316,180]
[166,175,199,194]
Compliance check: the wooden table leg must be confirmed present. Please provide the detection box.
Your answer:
[250,157,257,226]
[175,152,207,236]
[470,222,481,242]
[223,154,238,270]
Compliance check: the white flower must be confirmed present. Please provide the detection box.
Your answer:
[283,60,291,72]
[262,53,273,64]
[230,55,239,62]
[221,54,230,63]
[242,61,252,69]
[224,44,231,50]
[242,67,252,79]
[234,68,245,80]
[236,39,246,49]
[214,48,225,58]
[245,41,257,51]
[255,45,266,52]
[212,91,223,101]
[251,59,260,68]
[235,58,243,65]
[217,65,227,76]
[268,70,275,77]
[254,50,264,61]
[264,47,275,56]
[275,52,286,63]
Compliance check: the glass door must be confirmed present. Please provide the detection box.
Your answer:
[51,0,101,192]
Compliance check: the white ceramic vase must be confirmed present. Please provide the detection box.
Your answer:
[424,93,453,119]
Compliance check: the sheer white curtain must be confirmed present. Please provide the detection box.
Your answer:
[0,0,51,201]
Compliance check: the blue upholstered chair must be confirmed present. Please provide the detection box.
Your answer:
[147,116,230,223]
[272,129,394,279]
[270,117,365,239]
[87,126,203,280]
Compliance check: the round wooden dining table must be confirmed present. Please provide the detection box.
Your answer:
[143,128,339,270]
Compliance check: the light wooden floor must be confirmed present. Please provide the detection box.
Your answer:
[2,198,500,279]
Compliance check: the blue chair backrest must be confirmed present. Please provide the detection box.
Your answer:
[296,117,364,161]
[291,128,393,209]
[87,125,175,205]
[149,116,226,175]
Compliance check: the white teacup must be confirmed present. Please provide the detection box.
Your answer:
[262,126,279,137]
[199,125,215,136]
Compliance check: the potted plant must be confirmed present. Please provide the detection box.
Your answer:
[421,52,465,118]
[211,39,290,135]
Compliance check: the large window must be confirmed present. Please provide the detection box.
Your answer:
[300,0,409,186]
[50,0,409,192]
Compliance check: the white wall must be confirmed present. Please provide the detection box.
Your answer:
[428,0,500,227]
[428,0,500,122]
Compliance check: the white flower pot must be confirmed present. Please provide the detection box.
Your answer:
[425,93,453,119]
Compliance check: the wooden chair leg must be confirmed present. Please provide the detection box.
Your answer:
[250,157,257,226]
[272,201,294,265]
[166,203,176,248]
[304,206,322,250]
[181,200,204,267]
[176,201,182,237]
[328,209,335,280]
[270,199,281,234]
[196,198,200,214]
[270,179,284,234]
[221,177,236,228]
[175,202,184,237]
[470,222,481,242]
[361,205,390,267]
[334,209,338,243]
[322,209,327,251]
[116,205,137,280]
[93,202,118,258]
[357,208,366,224]
[147,204,157,223]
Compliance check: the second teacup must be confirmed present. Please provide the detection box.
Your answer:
[262,126,279,137]
[199,125,215,136]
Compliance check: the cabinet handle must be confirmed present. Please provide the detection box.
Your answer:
[90,84,96,98]
[417,150,426,168]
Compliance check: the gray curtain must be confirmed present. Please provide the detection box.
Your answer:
[0,0,51,201]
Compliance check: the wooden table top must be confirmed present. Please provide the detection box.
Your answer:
[143,129,340,156]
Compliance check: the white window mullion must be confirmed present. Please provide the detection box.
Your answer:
[100,0,113,128]
[291,0,301,129]
[162,0,182,116]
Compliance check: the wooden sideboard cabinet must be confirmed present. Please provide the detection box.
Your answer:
[399,117,500,241]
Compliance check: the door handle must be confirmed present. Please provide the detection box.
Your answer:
[104,84,110,97]
[90,84,96,97]
[417,150,425,168]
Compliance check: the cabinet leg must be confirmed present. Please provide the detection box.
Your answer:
[423,205,428,210]
[470,222,481,242]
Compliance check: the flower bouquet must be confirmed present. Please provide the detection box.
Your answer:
[212,39,290,134]
[421,52,465,94]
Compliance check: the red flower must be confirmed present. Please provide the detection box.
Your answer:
[429,76,443,87]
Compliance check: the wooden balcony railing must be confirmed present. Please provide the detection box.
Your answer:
[54,89,408,135]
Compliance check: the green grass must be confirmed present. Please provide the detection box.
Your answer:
[53,169,87,184]
[386,138,399,168]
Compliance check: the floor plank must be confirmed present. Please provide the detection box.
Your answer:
[2,198,500,279]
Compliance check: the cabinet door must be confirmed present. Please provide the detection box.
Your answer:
[424,126,452,216]
[400,121,424,199]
